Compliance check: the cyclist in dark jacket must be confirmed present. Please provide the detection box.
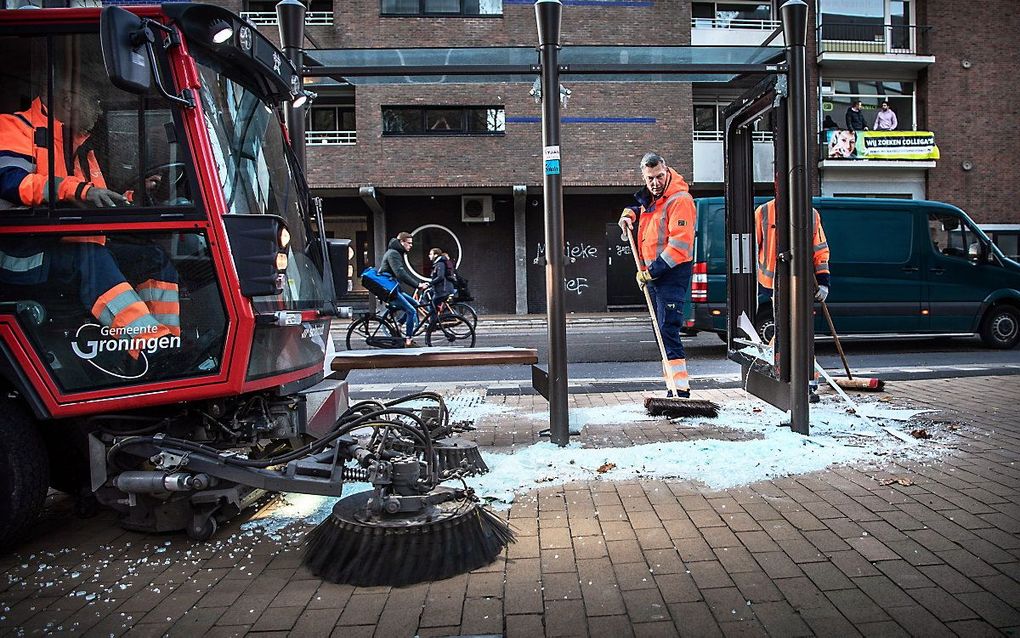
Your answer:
[379,232,426,346]
[427,247,456,306]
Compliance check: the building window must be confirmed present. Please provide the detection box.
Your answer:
[242,0,333,25]
[691,2,772,29]
[381,0,503,16]
[819,0,915,52]
[382,106,505,135]
[306,100,356,145]
[693,102,770,141]
[820,79,914,131]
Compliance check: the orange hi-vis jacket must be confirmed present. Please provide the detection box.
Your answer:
[755,199,830,290]
[0,98,93,206]
[621,168,696,278]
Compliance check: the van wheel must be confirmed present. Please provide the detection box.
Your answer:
[0,400,50,549]
[980,305,1020,349]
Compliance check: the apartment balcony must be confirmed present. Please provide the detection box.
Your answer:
[690,17,784,46]
[239,10,333,26]
[817,23,934,74]
[693,131,773,184]
[306,130,357,146]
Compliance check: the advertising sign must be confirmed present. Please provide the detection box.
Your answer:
[825,130,940,160]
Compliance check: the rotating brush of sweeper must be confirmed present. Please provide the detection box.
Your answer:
[434,437,489,476]
[304,486,513,586]
[303,392,511,586]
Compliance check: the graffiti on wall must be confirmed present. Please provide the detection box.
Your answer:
[532,240,600,265]
[531,240,599,296]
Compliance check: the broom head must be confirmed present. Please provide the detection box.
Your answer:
[645,396,719,419]
[832,377,884,391]
[303,487,513,586]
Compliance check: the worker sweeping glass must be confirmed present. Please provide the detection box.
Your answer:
[618,152,698,399]
[754,181,831,401]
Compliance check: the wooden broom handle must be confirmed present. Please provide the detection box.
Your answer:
[819,298,853,380]
[625,225,679,394]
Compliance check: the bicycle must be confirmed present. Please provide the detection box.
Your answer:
[346,286,476,350]
[413,287,478,330]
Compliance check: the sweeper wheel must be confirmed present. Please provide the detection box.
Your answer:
[304,487,513,586]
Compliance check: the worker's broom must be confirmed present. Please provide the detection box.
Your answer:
[819,299,884,391]
[625,227,719,419]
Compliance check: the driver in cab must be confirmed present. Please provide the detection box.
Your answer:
[0,87,180,358]
[0,88,130,209]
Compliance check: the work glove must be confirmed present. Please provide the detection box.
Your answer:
[84,186,130,208]
[635,269,653,289]
[815,285,829,302]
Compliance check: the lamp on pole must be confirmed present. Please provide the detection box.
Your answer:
[277,0,306,169]
[781,0,812,435]
[535,0,569,446]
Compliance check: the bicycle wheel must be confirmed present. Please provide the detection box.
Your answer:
[346,315,401,350]
[451,302,478,329]
[425,313,475,348]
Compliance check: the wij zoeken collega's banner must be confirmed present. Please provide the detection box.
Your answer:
[825,130,940,160]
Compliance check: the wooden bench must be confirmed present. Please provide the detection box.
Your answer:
[328,346,539,380]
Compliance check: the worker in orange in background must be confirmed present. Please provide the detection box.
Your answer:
[755,186,831,400]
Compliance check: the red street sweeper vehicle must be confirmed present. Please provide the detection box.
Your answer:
[0,3,509,585]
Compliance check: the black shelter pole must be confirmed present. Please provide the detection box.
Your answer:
[277,0,306,170]
[781,0,812,435]
[535,0,569,446]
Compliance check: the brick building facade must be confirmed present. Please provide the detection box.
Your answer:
[229,0,1018,313]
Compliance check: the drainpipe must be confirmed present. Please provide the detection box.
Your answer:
[513,185,529,315]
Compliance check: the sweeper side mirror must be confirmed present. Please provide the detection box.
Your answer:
[326,239,353,301]
[100,6,153,94]
[223,214,290,297]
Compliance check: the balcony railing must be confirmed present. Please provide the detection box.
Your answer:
[306,130,357,146]
[239,11,333,26]
[693,130,772,142]
[818,22,932,56]
[691,17,780,30]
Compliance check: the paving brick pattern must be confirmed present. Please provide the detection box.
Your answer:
[2,376,1019,636]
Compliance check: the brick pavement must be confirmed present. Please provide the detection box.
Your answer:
[1,375,1018,637]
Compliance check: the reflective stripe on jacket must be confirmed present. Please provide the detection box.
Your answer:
[620,168,696,276]
[755,199,830,290]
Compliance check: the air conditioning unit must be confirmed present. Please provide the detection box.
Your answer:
[461,195,494,223]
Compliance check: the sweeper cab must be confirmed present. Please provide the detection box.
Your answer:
[0,4,510,581]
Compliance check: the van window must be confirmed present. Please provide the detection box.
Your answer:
[929,213,980,260]
[827,209,912,264]
[990,232,1018,261]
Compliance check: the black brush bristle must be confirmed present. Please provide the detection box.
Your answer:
[303,492,514,587]
[644,397,719,419]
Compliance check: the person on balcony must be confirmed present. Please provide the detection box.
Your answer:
[873,101,898,130]
[844,99,868,131]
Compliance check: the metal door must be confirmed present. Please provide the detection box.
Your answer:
[605,223,643,307]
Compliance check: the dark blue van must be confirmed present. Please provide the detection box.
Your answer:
[689,197,1020,349]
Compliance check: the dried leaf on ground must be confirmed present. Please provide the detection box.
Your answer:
[597,462,617,474]
[879,477,915,486]
[910,428,931,439]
